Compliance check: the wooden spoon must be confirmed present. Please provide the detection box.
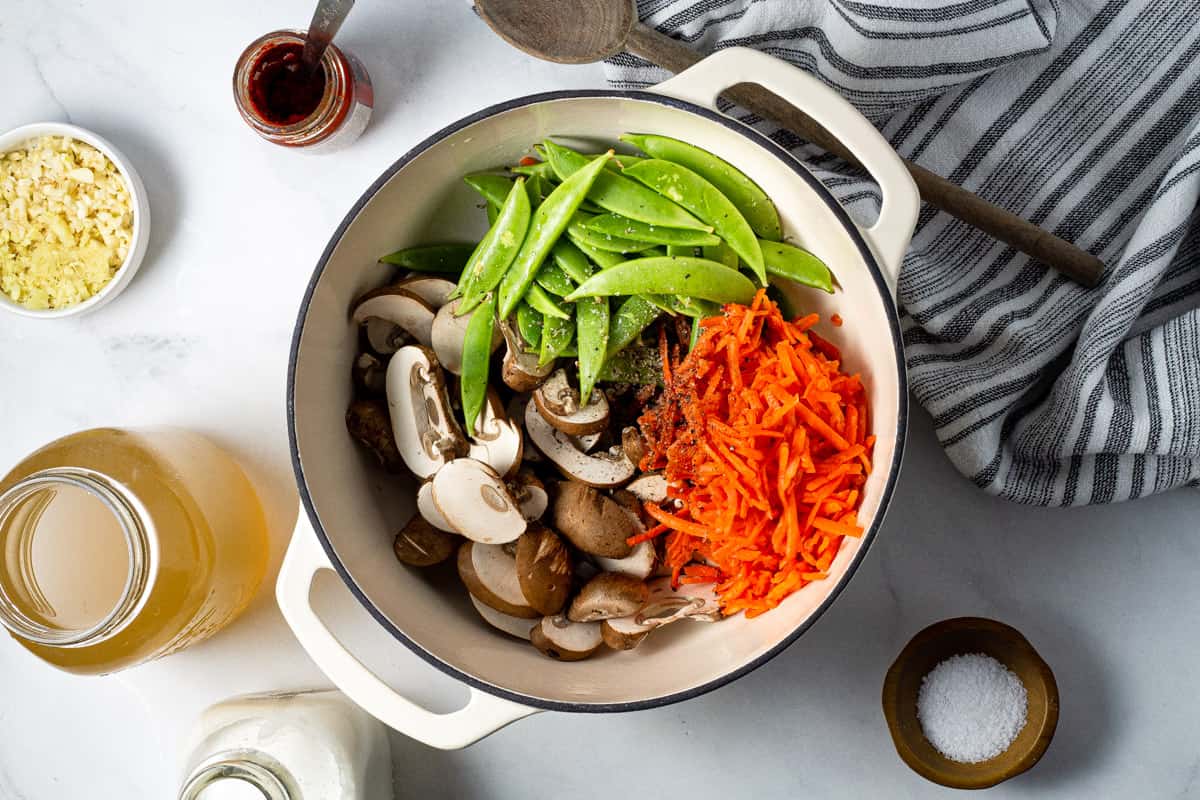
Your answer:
[474,0,1104,288]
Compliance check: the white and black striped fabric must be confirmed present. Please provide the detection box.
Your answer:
[605,0,1200,505]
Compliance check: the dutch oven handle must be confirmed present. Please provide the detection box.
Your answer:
[276,512,538,749]
[651,47,919,294]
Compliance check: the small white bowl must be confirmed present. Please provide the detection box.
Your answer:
[0,122,151,319]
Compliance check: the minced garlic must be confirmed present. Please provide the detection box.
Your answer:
[0,136,133,310]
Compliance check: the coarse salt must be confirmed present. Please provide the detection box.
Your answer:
[916,652,1028,764]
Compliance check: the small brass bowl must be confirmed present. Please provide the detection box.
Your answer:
[882,617,1059,790]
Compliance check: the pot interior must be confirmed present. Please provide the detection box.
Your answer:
[290,93,904,708]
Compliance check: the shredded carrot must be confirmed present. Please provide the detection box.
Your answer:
[637,289,872,617]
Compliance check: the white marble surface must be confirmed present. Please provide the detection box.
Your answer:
[1,1,1198,798]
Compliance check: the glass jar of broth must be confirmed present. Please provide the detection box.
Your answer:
[0,428,269,674]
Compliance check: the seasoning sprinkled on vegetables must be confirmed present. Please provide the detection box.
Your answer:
[636,289,872,617]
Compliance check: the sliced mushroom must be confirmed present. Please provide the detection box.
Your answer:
[432,459,526,545]
[352,352,387,397]
[530,615,602,661]
[568,431,603,453]
[636,578,723,626]
[525,402,636,488]
[470,594,538,640]
[352,288,436,353]
[386,345,468,479]
[621,426,648,467]
[393,516,457,566]
[346,399,404,472]
[601,615,654,651]
[467,389,523,478]
[392,275,457,309]
[594,540,657,580]
[416,481,457,532]
[457,541,538,619]
[625,473,668,504]
[551,481,636,558]
[515,525,573,616]
[567,573,649,622]
[533,369,610,435]
[498,316,553,392]
[431,298,502,375]
[509,468,549,521]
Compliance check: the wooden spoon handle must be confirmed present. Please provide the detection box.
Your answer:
[624,24,1104,288]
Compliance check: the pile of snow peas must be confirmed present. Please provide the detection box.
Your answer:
[380,135,834,435]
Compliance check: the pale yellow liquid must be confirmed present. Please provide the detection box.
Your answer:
[0,428,269,674]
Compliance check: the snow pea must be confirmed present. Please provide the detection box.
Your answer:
[511,161,557,180]
[539,310,575,366]
[486,201,500,226]
[551,239,595,284]
[458,177,531,314]
[379,243,475,274]
[689,319,702,352]
[516,301,543,350]
[621,133,782,241]
[567,214,657,254]
[703,240,739,269]
[460,293,497,437]
[534,261,575,296]
[566,232,626,270]
[761,239,834,293]
[607,295,662,358]
[667,244,700,258]
[564,256,757,305]
[526,283,571,320]
[583,213,721,247]
[463,173,515,207]
[576,295,610,404]
[497,151,612,318]
[541,140,710,232]
[624,159,765,284]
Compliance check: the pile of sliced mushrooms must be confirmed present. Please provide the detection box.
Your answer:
[346,275,721,661]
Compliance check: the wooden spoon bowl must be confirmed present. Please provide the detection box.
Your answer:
[882,617,1059,790]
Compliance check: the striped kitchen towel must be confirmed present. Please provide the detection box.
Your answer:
[605,0,1200,505]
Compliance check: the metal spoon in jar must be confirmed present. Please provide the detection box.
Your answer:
[301,0,356,75]
[473,0,1105,288]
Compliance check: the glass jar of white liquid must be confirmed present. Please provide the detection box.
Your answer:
[179,690,392,800]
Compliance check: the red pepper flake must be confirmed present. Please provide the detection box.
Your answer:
[518,155,539,166]
[831,313,843,327]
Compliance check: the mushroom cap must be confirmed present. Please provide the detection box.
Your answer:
[551,481,636,558]
[352,288,436,351]
[567,572,650,622]
[600,615,654,651]
[625,473,668,504]
[621,426,649,468]
[533,369,611,435]
[568,431,603,453]
[594,539,657,580]
[637,577,723,625]
[469,594,538,640]
[509,468,549,522]
[525,402,635,488]
[386,345,468,480]
[393,516,458,566]
[457,541,539,619]
[416,481,458,532]
[392,275,457,309]
[432,459,526,545]
[352,352,387,397]
[346,399,405,473]
[515,525,573,616]
[432,298,502,375]
[530,615,602,661]
[467,389,523,479]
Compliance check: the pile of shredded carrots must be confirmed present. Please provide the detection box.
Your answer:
[635,289,873,618]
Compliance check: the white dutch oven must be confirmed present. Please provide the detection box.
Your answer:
[278,48,918,749]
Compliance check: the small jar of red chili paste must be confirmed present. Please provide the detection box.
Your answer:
[233,30,373,152]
